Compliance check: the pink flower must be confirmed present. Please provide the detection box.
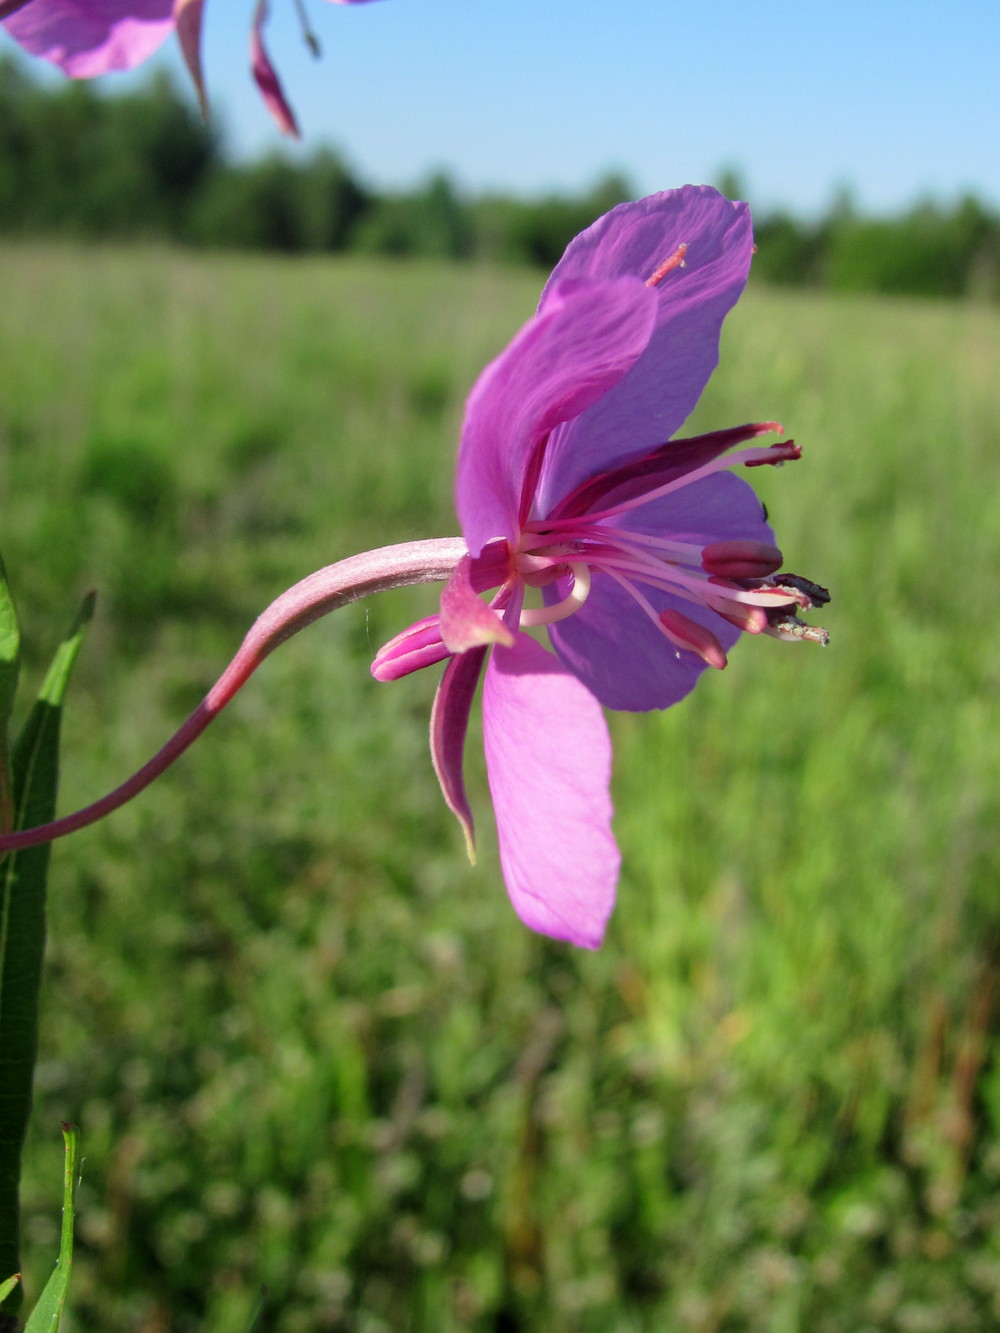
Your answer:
[372,186,829,948]
[1,0,382,137]
[0,187,827,952]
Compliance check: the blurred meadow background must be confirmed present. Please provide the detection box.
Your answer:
[1,239,998,1331]
[2,0,1000,1327]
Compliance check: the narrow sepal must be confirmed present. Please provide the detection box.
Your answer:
[430,647,488,861]
[251,0,301,138]
[550,422,782,520]
[371,615,450,682]
[174,0,208,120]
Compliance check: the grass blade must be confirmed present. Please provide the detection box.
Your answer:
[0,596,93,1307]
[0,551,21,836]
[23,1124,79,1333]
[245,1288,268,1332]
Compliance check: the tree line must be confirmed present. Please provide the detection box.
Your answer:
[1,56,997,299]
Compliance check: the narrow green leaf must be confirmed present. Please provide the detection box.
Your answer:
[0,549,21,837]
[0,1274,19,1303]
[23,1124,78,1333]
[245,1288,268,1332]
[12,591,96,819]
[0,596,93,1306]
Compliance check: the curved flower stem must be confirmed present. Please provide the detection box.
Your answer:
[0,538,467,855]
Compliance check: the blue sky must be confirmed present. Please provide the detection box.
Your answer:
[9,0,1000,215]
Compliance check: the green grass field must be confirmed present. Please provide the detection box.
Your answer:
[1,245,999,1332]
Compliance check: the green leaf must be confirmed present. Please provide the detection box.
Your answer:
[245,1288,268,1332]
[12,591,95,823]
[0,549,21,837]
[23,1124,78,1333]
[0,1274,20,1303]
[0,596,93,1306]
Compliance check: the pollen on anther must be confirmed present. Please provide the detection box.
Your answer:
[646,244,688,287]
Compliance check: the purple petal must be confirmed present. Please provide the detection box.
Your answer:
[483,633,618,948]
[617,468,776,555]
[548,472,773,711]
[4,0,174,75]
[456,278,656,557]
[431,646,488,860]
[548,577,736,713]
[536,187,754,511]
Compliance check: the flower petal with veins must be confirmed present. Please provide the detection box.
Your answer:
[537,187,755,508]
[483,634,618,948]
[456,279,657,556]
[3,0,173,75]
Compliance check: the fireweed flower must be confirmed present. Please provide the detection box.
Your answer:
[371,185,829,946]
[0,187,828,949]
[0,0,382,137]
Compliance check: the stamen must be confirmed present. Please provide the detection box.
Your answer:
[658,608,727,670]
[519,564,591,628]
[742,572,831,610]
[702,540,784,579]
[604,570,724,669]
[712,602,770,635]
[744,440,801,468]
[763,613,830,645]
[586,547,793,608]
[293,0,321,56]
[705,577,806,606]
[646,244,688,287]
[591,530,705,562]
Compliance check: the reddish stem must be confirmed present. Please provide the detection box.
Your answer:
[0,538,466,854]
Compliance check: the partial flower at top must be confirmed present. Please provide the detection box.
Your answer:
[0,0,383,137]
[372,186,829,949]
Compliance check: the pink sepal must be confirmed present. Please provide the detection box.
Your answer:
[371,616,451,682]
[174,0,207,118]
[430,646,488,861]
[251,0,301,138]
[551,422,783,520]
[439,555,515,654]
